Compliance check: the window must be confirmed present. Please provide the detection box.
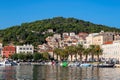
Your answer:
[98,39,101,41]
[20,48,22,50]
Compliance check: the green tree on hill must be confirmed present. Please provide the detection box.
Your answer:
[0,17,120,46]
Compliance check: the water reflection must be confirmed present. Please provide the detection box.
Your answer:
[0,66,16,80]
[0,65,120,80]
[16,65,33,80]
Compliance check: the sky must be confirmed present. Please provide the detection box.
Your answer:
[0,0,120,29]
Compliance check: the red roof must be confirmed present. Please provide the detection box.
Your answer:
[104,41,113,44]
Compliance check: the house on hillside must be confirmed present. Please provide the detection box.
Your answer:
[2,45,16,58]
[38,44,52,53]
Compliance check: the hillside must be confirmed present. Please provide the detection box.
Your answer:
[0,17,120,46]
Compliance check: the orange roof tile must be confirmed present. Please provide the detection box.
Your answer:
[104,41,113,44]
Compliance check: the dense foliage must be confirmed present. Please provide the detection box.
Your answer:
[10,45,102,62]
[53,44,102,62]
[10,52,50,61]
[0,17,120,46]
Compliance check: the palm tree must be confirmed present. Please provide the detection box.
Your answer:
[69,46,78,61]
[83,48,90,62]
[72,46,78,61]
[76,44,84,63]
[53,48,61,61]
[89,45,96,62]
[94,45,103,61]
[57,48,64,61]
[63,49,69,61]
[59,48,69,61]
[42,52,49,60]
[65,46,76,61]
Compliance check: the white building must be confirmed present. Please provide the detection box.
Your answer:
[47,29,54,33]
[0,43,2,55]
[16,45,34,54]
[53,34,61,39]
[85,33,100,47]
[70,32,75,36]
[102,40,120,60]
[63,32,69,38]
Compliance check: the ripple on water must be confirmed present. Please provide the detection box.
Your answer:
[0,65,120,80]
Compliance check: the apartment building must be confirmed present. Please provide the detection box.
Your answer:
[85,33,100,47]
[38,44,52,53]
[16,45,34,54]
[92,35,104,45]
[114,34,120,40]
[0,43,2,55]
[2,45,16,58]
[102,40,120,60]
[99,30,115,44]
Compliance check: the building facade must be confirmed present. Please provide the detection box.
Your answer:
[0,43,2,55]
[92,35,104,45]
[2,45,16,58]
[102,40,120,60]
[99,31,115,44]
[16,45,34,54]
[38,44,52,53]
[85,33,100,47]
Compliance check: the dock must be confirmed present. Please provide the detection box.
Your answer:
[114,64,120,68]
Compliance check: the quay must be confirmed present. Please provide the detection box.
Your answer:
[114,64,120,68]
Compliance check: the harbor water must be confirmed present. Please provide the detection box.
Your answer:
[0,65,120,80]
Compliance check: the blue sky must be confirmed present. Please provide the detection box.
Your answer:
[0,0,120,29]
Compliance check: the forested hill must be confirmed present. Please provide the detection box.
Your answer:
[0,17,120,46]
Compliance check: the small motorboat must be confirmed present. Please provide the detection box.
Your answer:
[0,59,17,66]
[68,62,80,67]
[0,59,11,66]
[60,61,68,67]
[97,63,114,68]
[80,63,92,67]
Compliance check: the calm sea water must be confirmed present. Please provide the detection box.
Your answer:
[0,65,120,80]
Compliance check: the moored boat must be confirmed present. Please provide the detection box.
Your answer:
[0,59,11,66]
[0,59,18,66]
[80,63,92,67]
[97,63,114,68]
[68,62,80,67]
[61,61,68,67]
